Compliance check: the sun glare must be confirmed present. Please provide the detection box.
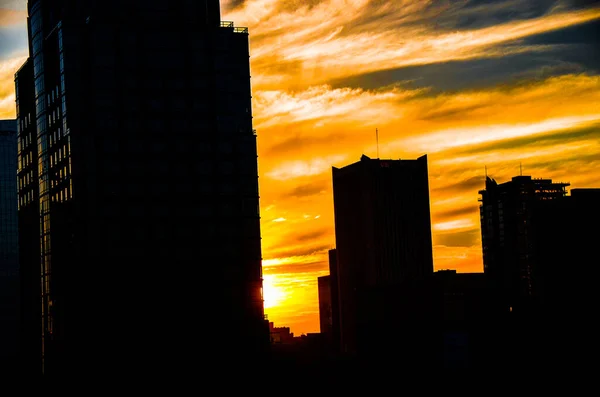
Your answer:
[263,274,287,310]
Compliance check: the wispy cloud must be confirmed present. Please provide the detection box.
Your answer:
[266,154,347,180]
[227,0,600,89]
[0,55,26,118]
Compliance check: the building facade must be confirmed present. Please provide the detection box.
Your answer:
[0,119,19,370]
[16,0,267,376]
[479,175,569,312]
[332,154,434,355]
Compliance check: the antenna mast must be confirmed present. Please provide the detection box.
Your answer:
[485,166,487,178]
[376,128,379,159]
[520,162,523,176]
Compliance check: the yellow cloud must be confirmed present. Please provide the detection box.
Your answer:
[0,8,26,27]
[0,55,27,119]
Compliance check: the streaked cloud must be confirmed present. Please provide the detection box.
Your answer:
[0,55,26,118]
[266,154,348,180]
[226,0,600,88]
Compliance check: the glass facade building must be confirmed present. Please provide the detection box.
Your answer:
[17,0,268,376]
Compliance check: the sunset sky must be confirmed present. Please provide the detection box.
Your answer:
[1,0,599,335]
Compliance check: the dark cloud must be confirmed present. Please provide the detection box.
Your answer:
[332,18,600,94]
[569,0,600,9]
[429,0,559,31]
[276,0,325,13]
[266,133,345,155]
[436,205,479,220]
[264,244,331,260]
[282,181,328,199]
[332,45,594,95]
[458,122,600,155]
[0,25,27,60]
[529,152,600,171]
[294,228,330,242]
[337,0,562,39]
[433,175,486,194]
[433,228,481,247]
[222,0,247,11]
[419,103,490,121]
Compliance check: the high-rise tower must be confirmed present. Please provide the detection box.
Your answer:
[16,0,267,376]
[332,154,434,355]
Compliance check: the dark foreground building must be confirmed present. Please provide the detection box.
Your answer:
[332,154,434,359]
[16,0,267,377]
[0,120,19,371]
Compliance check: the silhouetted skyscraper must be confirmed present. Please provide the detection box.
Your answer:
[0,119,19,370]
[479,175,569,312]
[332,154,434,355]
[16,0,267,376]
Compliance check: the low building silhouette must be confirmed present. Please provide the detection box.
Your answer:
[318,275,332,336]
[269,322,294,345]
[327,248,341,352]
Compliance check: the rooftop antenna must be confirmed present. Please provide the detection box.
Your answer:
[376,128,379,159]
[520,162,523,176]
[485,165,488,178]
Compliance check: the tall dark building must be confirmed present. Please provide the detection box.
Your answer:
[0,119,19,370]
[16,0,267,377]
[317,275,332,335]
[332,154,434,356]
[479,175,569,312]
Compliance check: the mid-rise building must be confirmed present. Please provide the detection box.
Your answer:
[479,175,569,311]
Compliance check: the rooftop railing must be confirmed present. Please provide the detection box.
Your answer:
[220,21,248,34]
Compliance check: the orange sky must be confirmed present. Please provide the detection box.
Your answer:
[1,0,599,335]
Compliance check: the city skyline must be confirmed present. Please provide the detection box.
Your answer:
[1,0,599,335]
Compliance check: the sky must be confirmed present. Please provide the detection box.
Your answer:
[1,0,599,335]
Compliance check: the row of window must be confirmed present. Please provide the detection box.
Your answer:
[18,190,35,209]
